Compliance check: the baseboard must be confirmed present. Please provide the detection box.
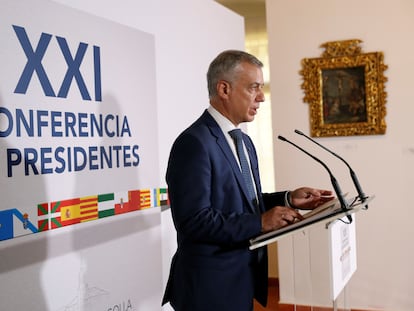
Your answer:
[268,277,377,311]
[278,305,376,311]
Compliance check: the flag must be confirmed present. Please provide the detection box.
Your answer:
[154,188,169,207]
[114,191,130,214]
[50,198,80,229]
[98,193,115,218]
[138,189,152,209]
[114,189,152,214]
[0,210,14,241]
[37,202,49,232]
[128,190,141,211]
[80,195,98,222]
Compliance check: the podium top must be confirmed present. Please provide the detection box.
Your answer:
[249,195,374,250]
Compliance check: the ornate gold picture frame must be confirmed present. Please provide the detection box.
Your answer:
[300,39,387,137]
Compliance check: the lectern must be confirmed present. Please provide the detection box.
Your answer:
[250,195,374,310]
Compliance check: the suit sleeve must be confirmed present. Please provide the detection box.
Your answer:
[262,191,288,211]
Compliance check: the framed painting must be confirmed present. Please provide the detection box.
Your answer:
[300,39,388,137]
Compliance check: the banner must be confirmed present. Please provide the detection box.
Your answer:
[0,0,164,241]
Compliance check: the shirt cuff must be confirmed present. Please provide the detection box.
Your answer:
[285,191,291,207]
[285,190,297,209]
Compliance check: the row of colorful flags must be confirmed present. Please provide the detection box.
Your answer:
[0,188,169,241]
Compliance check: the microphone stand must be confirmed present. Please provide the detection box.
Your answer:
[278,135,352,223]
[295,129,368,209]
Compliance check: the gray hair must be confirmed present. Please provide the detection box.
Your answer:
[207,50,263,99]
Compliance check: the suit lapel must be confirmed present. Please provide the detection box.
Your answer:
[202,111,258,213]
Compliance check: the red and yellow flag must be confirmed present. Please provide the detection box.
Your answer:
[80,195,98,223]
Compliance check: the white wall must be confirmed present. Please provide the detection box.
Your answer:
[0,0,244,310]
[267,0,414,310]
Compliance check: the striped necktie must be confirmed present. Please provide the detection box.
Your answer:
[229,129,257,207]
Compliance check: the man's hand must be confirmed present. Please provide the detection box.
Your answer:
[289,187,334,210]
[261,206,303,233]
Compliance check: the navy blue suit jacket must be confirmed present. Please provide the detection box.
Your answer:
[162,110,286,311]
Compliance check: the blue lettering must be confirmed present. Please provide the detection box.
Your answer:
[113,145,122,167]
[105,114,115,137]
[65,112,77,136]
[116,115,120,136]
[13,25,102,101]
[40,147,53,174]
[0,107,13,137]
[1,109,133,138]
[123,145,131,167]
[90,114,103,137]
[132,145,139,166]
[16,109,34,137]
[6,145,140,176]
[13,25,55,97]
[74,147,86,171]
[94,46,102,101]
[24,148,39,175]
[120,116,131,137]
[36,110,48,136]
[56,36,91,100]
[51,111,63,137]
[55,146,65,173]
[78,112,88,137]
[67,146,72,172]
[100,146,112,168]
[89,146,98,170]
[7,148,21,177]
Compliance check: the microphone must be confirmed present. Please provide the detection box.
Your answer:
[278,135,352,223]
[294,129,368,207]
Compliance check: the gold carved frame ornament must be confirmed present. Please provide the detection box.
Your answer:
[300,39,387,137]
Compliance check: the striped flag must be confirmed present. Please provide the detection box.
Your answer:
[50,198,81,229]
[34,188,160,231]
[79,195,98,222]
[37,203,49,232]
[138,189,152,209]
[154,188,169,207]
[98,193,115,218]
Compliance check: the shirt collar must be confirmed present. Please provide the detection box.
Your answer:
[207,105,238,134]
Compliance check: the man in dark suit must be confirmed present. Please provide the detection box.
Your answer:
[162,50,333,311]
